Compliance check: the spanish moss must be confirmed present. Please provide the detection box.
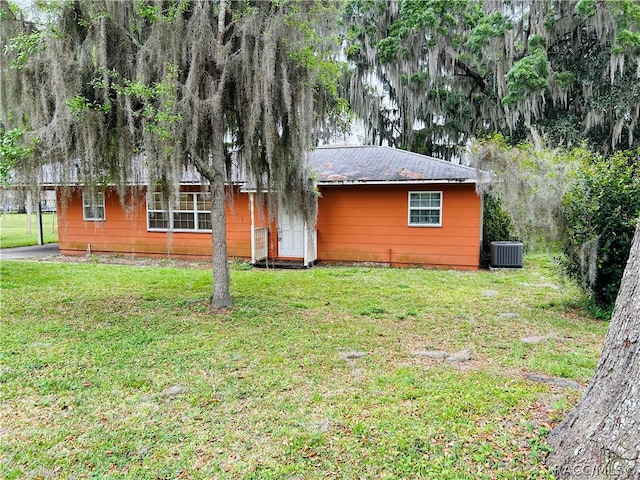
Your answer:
[1,0,342,308]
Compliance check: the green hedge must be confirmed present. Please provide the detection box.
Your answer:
[562,149,640,311]
[481,192,517,267]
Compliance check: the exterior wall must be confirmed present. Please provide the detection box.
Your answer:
[315,183,481,269]
[56,183,482,269]
[56,186,252,259]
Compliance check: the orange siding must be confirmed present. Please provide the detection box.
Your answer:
[56,183,482,269]
[316,184,481,269]
[56,186,252,259]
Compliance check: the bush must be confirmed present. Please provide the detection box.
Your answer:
[481,192,517,267]
[561,149,640,311]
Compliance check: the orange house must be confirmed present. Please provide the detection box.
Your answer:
[53,146,483,270]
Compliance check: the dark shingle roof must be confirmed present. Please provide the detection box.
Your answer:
[10,145,478,188]
[309,145,477,184]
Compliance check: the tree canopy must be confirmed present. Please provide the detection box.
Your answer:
[343,0,640,159]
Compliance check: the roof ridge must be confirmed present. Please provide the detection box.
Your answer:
[315,144,376,149]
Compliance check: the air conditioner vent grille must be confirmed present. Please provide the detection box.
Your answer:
[490,241,523,268]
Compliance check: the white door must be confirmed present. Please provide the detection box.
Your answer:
[278,209,305,257]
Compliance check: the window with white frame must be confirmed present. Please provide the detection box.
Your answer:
[408,191,442,226]
[147,192,212,232]
[82,191,105,221]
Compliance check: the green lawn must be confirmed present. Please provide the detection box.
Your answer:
[0,255,607,479]
[0,212,59,248]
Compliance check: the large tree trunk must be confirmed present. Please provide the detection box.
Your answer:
[546,218,640,479]
[208,0,231,311]
[209,116,231,310]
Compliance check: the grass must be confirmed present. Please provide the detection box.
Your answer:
[0,253,608,479]
[0,212,59,248]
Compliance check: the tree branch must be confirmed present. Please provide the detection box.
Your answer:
[454,59,485,92]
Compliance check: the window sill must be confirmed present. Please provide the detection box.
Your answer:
[147,229,212,233]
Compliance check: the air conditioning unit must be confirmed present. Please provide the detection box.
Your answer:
[490,241,523,268]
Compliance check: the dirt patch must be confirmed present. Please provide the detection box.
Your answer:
[39,253,213,269]
[523,373,582,390]
[411,349,474,363]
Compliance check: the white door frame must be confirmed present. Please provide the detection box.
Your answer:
[248,192,317,266]
[278,208,305,258]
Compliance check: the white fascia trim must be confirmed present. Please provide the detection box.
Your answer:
[316,179,476,186]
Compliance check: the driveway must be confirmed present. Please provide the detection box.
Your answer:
[0,243,60,260]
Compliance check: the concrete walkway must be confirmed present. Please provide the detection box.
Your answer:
[0,243,60,260]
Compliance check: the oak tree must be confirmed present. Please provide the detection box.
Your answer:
[343,0,640,158]
[1,0,343,309]
[546,218,640,479]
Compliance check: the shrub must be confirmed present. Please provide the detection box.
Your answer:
[561,149,640,311]
[480,192,517,266]
[471,136,638,310]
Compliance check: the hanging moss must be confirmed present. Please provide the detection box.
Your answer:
[344,0,640,156]
[2,0,347,220]
[1,0,344,308]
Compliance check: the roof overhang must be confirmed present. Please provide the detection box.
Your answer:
[10,180,244,190]
[316,178,477,186]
